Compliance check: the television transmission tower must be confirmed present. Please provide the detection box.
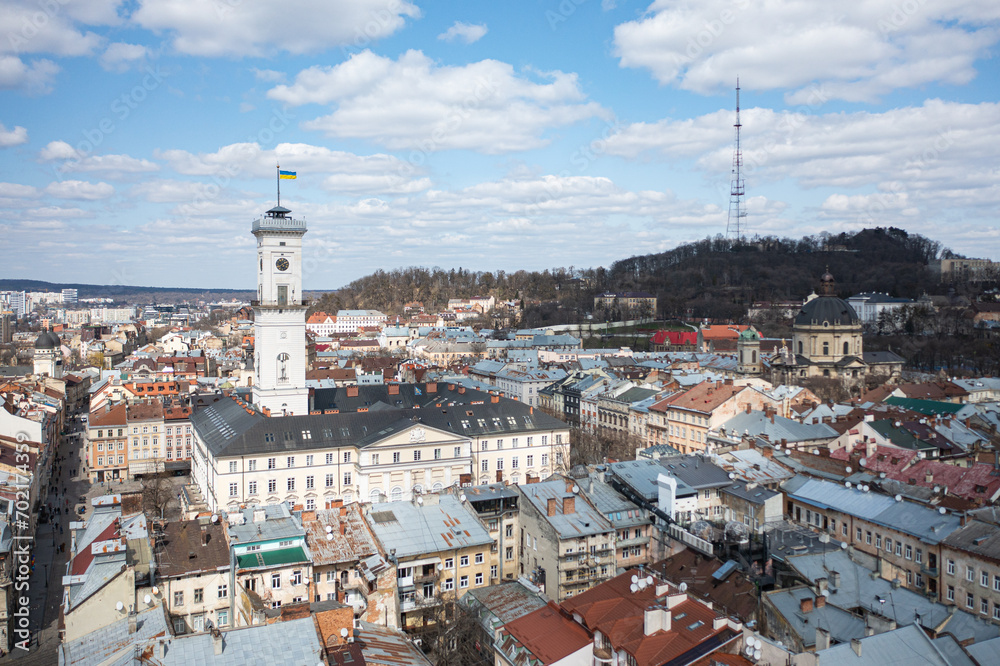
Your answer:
[726,80,747,243]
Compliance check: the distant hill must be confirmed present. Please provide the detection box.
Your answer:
[315,227,965,325]
[0,279,255,305]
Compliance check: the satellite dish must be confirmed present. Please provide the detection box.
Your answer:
[812,449,820,455]
[211,514,218,523]
[632,575,639,583]
[116,601,125,612]
[630,583,638,593]
[646,576,653,585]
[862,485,870,492]
[880,472,886,479]
[460,494,467,502]
[679,582,688,592]
[754,649,762,660]
[939,507,947,515]
[895,494,902,502]
[840,542,848,550]
[572,485,579,493]
[933,485,940,493]
[144,594,152,604]
[822,589,830,598]
[326,533,333,541]
[728,472,736,479]
[860,458,867,466]
[845,466,852,474]
[416,496,423,505]
[340,628,349,638]
[325,525,333,533]
[845,481,852,488]
[152,586,159,595]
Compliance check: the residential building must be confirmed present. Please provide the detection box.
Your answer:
[460,483,521,582]
[516,476,616,601]
[227,503,312,621]
[939,507,1000,624]
[155,518,233,634]
[593,291,657,317]
[362,494,494,638]
[459,579,549,665]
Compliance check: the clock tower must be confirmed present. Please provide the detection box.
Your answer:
[251,204,308,415]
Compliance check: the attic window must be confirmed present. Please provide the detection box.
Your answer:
[507,417,517,426]
[322,429,332,438]
[264,433,275,443]
[340,427,350,437]
[284,432,294,441]
[466,410,474,416]
[674,612,687,620]
[687,621,704,631]
[461,420,470,429]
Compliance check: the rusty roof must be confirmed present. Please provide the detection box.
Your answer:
[155,519,230,578]
[303,505,381,566]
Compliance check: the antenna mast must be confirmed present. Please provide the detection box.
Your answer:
[727,79,747,244]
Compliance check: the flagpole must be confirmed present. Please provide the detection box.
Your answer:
[276,164,280,207]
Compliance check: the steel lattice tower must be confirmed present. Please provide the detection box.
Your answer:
[726,80,747,243]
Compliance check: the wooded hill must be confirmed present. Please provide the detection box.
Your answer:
[312,228,969,324]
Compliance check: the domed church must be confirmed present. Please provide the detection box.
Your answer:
[771,270,872,387]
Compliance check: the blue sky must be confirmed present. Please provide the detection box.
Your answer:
[1,0,998,289]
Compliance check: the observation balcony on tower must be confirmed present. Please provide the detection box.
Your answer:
[252,205,307,234]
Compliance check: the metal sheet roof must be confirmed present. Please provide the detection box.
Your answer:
[362,494,492,559]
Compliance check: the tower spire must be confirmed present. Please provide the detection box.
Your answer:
[726,79,747,244]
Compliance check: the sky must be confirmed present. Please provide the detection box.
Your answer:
[1,0,998,290]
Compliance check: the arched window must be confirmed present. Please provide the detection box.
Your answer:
[369,488,383,503]
[432,482,443,492]
[843,341,849,355]
[412,484,423,495]
[798,341,803,355]
[752,351,757,363]
[822,342,829,356]
[390,487,403,502]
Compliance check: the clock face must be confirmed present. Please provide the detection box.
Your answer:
[275,257,289,271]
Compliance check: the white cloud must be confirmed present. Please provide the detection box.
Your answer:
[251,68,285,83]
[99,42,150,72]
[40,141,160,176]
[45,180,115,200]
[0,56,59,94]
[613,0,1000,101]
[268,50,607,153]
[0,182,40,198]
[157,142,430,194]
[0,1,108,56]
[0,122,28,147]
[438,21,487,44]
[131,0,420,57]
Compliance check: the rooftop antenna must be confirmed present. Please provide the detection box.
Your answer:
[726,78,747,244]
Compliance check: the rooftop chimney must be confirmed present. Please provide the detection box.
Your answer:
[800,597,814,613]
[643,606,671,635]
[815,627,831,651]
[925,470,933,484]
[831,571,841,587]
[547,498,557,517]
[563,496,575,515]
[128,612,137,635]
[815,594,826,609]
[213,630,224,655]
[851,638,862,656]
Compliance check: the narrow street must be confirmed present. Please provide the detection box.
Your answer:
[2,414,91,664]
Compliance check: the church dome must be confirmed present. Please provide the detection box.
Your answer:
[794,271,859,327]
[34,330,60,349]
[794,297,859,327]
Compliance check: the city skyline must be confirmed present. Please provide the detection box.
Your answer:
[1,0,998,289]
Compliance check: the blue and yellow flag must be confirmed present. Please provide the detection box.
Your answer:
[279,170,297,179]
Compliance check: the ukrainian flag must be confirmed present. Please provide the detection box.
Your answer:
[279,170,297,179]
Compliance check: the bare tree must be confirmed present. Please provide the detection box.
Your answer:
[140,471,174,520]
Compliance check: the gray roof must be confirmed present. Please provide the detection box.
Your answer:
[658,454,732,490]
[721,479,778,505]
[782,477,961,544]
[58,605,169,666]
[794,295,860,326]
[717,449,795,484]
[161,617,324,665]
[717,410,839,443]
[607,459,695,501]
[363,494,492,559]
[786,549,1000,645]
[814,625,950,666]
[580,476,649,528]
[193,384,566,459]
[766,586,867,648]
[226,502,305,545]
[965,635,1000,665]
[463,579,549,633]
[518,478,614,538]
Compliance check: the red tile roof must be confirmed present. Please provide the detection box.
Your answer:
[651,330,698,346]
[501,601,591,664]
[652,381,744,415]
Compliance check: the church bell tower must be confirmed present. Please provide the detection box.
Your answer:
[251,205,308,415]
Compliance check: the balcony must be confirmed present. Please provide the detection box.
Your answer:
[400,593,443,612]
[616,536,649,549]
[413,572,439,585]
[252,216,307,234]
[920,565,939,578]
